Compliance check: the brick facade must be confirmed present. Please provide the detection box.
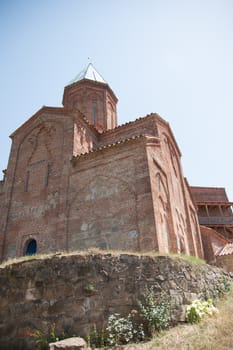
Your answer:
[0,64,206,261]
[199,226,230,264]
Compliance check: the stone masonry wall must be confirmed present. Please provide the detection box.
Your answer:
[216,255,233,272]
[0,253,232,350]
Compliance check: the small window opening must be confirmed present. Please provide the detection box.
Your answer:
[45,163,50,187]
[25,239,37,256]
[93,103,97,124]
[25,171,30,192]
[111,110,114,128]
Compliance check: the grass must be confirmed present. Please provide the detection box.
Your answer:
[127,293,233,350]
[163,253,205,265]
[0,248,206,268]
[0,253,54,268]
[152,295,233,349]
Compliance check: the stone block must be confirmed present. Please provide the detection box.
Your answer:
[49,337,87,350]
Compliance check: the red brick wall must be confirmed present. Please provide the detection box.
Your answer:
[72,113,99,156]
[146,119,202,257]
[68,138,157,252]
[200,226,227,263]
[63,80,117,130]
[185,194,203,258]
[99,114,159,146]
[1,111,75,260]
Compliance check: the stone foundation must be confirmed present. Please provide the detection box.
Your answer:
[0,252,232,349]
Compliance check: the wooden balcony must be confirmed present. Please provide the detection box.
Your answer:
[199,216,233,226]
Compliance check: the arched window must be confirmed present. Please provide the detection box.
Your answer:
[93,102,97,124]
[25,171,30,192]
[25,239,37,256]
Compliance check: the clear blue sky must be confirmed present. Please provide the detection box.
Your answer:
[1,0,233,200]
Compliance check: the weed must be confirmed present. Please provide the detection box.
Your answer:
[100,327,105,348]
[83,282,96,293]
[138,287,171,334]
[203,276,233,301]
[186,299,218,324]
[25,323,68,350]
[86,333,91,348]
[87,324,106,348]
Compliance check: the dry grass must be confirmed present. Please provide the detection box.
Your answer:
[0,252,54,268]
[146,293,233,350]
[0,248,205,268]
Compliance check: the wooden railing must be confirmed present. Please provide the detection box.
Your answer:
[199,216,233,225]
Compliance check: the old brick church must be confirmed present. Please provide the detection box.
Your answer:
[0,64,232,263]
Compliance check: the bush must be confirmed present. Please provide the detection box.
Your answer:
[186,299,218,324]
[106,312,144,346]
[138,287,171,333]
[106,313,135,345]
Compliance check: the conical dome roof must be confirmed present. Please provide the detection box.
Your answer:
[68,63,106,85]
